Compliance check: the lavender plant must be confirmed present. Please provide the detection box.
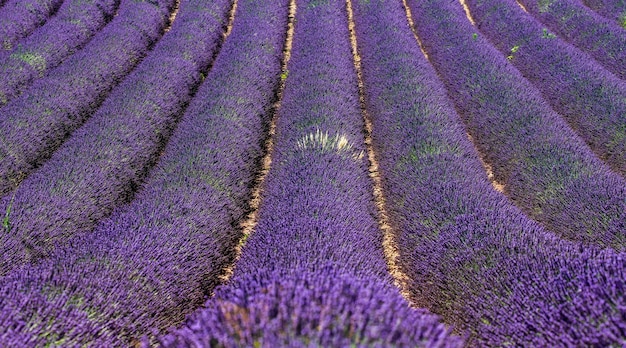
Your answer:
[466,0,626,175]
[0,0,119,105]
[406,0,626,250]
[0,0,64,50]
[582,0,626,27]
[353,0,626,344]
[157,0,460,346]
[0,0,175,196]
[0,0,232,276]
[0,1,290,344]
[518,0,626,80]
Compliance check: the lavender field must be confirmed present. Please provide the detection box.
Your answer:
[0,0,624,346]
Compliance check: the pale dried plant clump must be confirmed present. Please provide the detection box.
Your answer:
[297,128,364,160]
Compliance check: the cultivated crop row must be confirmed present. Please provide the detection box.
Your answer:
[0,0,291,345]
[354,0,626,345]
[0,0,119,105]
[0,0,231,276]
[406,0,626,249]
[582,0,626,27]
[467,0,626,176]
[0,0,175,196]
[0,0,63,50]
[0,0,624,346]
[158,0,458,346]
[519,0,626,80]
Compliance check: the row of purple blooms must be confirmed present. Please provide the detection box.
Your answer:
[0,0,119,106]
[466,0,626,179]
[1,0,461,345]
[0,0,237,344]
[582,0,626,26]
[158,0,459,345]
[408,0,626,249]
[0,0,63,50]
[0,0,229,277]
[0,0,176,196]
[356,0,625,345]
[0,0,624,345]
[518,0,626,81]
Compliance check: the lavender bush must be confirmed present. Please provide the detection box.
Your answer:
[406,0,626,250]
[354,0,626,344]
[157,0,460,346]
[0,0,621,345]
[0,0,289,344]
[159,268,462,347]
[0,0,119,105]
[0,0,64,50]
[466,0,626,175]
[0,0,175,195]
[0,0,232,276]
[582,0,626,27]
[518,0,626,80]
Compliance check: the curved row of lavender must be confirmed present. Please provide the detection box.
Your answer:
[0,0,175,196]
[406,0,626,249]
[157,0,460,346]
[518,0,626,81]
[0,0,64,50]
[0,0,233,276]
[0,0,290,345]
[353,0,626,345]
[582,0,626,27]
[0,0,119,105]
[466,0,626,176]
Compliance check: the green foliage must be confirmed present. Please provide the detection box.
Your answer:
[11,50,47,73]
[538,0,552,12]
[307,0,329,9]
[506,45,519,60]
[2,191,16,233]
[541,28,556,39]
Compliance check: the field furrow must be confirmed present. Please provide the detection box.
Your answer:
[353,0,626,345]
[0,0,290,345]
[519,0,626,80]
[406,0,626,249]
[158,0,459,346]
[0,0,233,276]
[0,0,65,50]
[0,0,175,196]
[0,0,120,105]
[466,0,626,176]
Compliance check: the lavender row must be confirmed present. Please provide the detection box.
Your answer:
[407,0,626,249]
[0,0,289,345]
[0,0,175,196]
[466,0,626,175]
[0,0,233,276]
[0,0,64,50]
[158,0,460,346]
[353,0,626,344]
[519,0,626,80]
[582,0,626,27]
[0,0,119,105]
